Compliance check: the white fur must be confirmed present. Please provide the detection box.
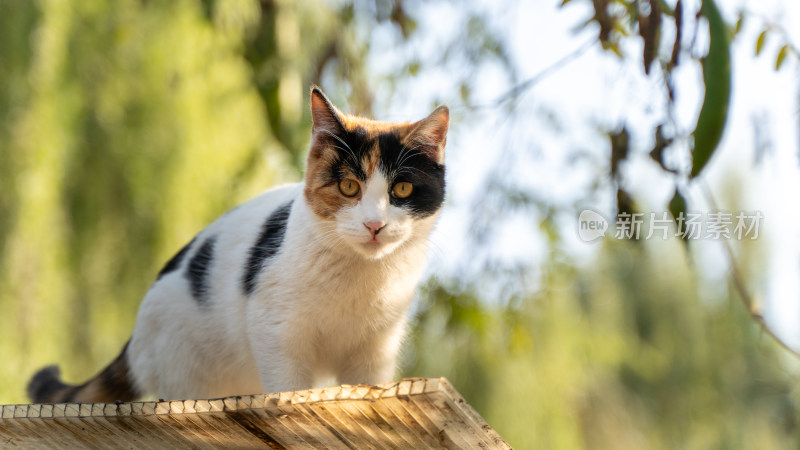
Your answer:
[127,181,438,400]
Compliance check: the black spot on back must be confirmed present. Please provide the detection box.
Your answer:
[185,236,216,304]
[377,132,445,218]
[242,201,293,296]
[157,237,196,280]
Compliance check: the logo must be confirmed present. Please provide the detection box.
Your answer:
[578,209,609,242]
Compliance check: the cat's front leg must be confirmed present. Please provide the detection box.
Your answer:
[245,309,314,393]
[249,338,313,393]
[260,357,313,393]
[335,324,404,386]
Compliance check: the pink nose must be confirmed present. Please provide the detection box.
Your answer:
[364,221,386,236]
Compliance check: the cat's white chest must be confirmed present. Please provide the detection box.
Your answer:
[246,226,418,363]
[273,248,419,341]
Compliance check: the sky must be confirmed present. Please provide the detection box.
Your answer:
[364,0,800,349]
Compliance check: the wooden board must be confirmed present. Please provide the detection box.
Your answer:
[0,377,511,449]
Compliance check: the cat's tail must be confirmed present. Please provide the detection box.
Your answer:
[27,342,141,404]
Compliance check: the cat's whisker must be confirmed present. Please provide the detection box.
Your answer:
[321,130,364,169]
[396,144,425,166]
[424,239,447,261]
[320,129,353,152]
[396,166,427,178]
[311,229,351,256]
[395,147,425,171]
[331,145,360,167]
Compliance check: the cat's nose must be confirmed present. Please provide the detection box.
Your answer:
[363,221,386,236]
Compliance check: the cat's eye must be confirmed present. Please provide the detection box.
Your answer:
[339,178,360,197]
[392,182,413,199]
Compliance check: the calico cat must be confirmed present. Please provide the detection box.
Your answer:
[27,87,448,403]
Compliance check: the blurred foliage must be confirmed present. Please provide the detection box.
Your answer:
[0,0,287,401]
[571,0,736,222]
[404,238,800,448]
[1,1,799,449]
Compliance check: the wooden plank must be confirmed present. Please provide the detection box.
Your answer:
[224,409,288,449]
[56,416,124,450]
[245,403,312,448]
[103,415,169,448]
[182,413,252,448]
[361,395,425,449]
[174,410,243,448]
[0,378,507,448]
[149,414,219,449]
[375,396,445,448]
[351,399,417,449]
[334,399,399,448]
[295,402,360,449]
[436,378,512,449]
[267,392,336,448]
[0,419,50,449]
[314,400,383,449]
[184,413,268,449]
[138,414,196,449]
[388,395,443,439]
[408,391,487,449]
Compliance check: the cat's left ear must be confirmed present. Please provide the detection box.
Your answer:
[407,105,449,165]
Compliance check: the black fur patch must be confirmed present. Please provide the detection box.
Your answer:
[185,236,217,304]
[242,201,293,296]
[27,366,69,403]
[95,341,140,402]
[323,126,370,183]
[157,237,196,280]
[377,132,446,218]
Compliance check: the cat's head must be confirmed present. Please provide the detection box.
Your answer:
[303,87,448,260]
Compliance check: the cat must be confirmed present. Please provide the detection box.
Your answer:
[27,86,449,403]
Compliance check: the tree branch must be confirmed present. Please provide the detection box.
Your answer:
[468,38,596,110]
[702,182,800,358]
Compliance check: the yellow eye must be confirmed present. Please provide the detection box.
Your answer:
[392,182,413,199]
[339,178,360,197]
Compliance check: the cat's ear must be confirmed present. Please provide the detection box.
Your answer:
[310,86,345,137]
[407,105,449,165]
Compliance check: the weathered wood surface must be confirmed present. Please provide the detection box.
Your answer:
[0,377,510,449]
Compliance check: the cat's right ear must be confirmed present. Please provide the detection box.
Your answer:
[310,86,345,137]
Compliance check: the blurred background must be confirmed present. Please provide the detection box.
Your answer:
[2,0,800,448]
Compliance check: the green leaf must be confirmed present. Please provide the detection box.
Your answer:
[610,127,629,178]
[755,29,768,56]
[617,188,635,217]
[668,187,688,238]
[649,124,676,173]
[459,84,471,103]
[734,13,743,36]
[776,44,791,70]
[691,0,731,179]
